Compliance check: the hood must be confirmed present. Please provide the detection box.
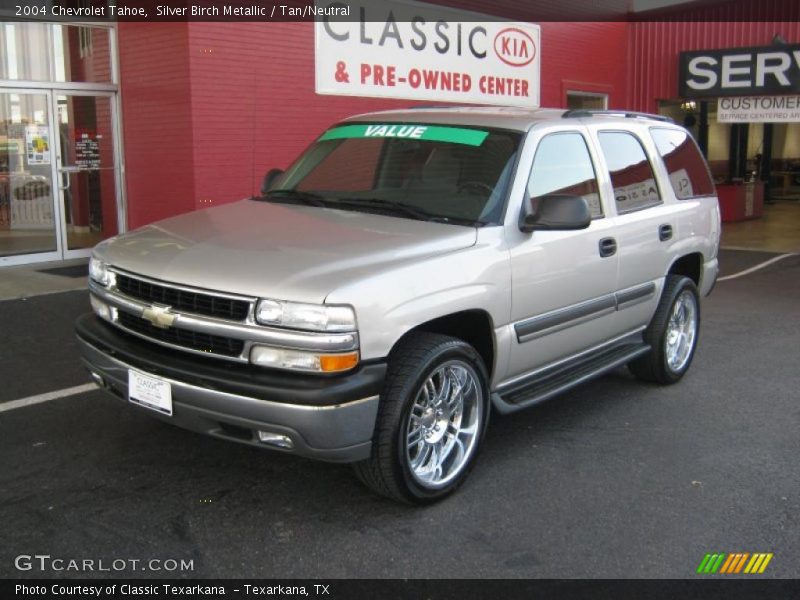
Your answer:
[96,199,477,303]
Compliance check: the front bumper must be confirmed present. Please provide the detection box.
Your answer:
[75,313,385,462]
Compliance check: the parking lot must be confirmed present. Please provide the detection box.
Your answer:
[0,249,797,579]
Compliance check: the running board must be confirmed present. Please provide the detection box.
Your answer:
[492,342,651,414]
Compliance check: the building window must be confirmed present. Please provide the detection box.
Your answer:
[0,22,111,83]
[567,91,608,110]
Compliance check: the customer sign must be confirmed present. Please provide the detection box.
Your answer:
[717,95,800,122]
[314,0,541,107]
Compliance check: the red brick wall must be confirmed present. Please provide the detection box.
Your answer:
[539,21,628,109]
[117,23,196,229]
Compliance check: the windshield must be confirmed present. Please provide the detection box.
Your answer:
[263,123,522,226]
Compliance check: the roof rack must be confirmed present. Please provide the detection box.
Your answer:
[562,109,674,123]
[408,104,464,110]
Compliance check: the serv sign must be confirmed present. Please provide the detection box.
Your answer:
[315,0,541,108]
[679,44,800,98]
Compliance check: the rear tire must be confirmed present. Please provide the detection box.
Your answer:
[352,332,490,504]
[629,275,700,384]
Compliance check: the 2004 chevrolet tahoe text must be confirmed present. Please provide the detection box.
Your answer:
[76,107,720,503]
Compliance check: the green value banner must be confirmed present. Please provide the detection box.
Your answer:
[318,124,489,146]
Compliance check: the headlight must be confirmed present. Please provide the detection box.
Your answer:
[255,299,356,332]
[89,257,110,286]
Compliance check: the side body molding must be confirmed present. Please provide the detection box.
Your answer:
[514,282,657,343]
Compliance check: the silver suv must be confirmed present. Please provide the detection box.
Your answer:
[77,107,720,503]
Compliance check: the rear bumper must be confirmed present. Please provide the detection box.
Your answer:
[75,314,384,462]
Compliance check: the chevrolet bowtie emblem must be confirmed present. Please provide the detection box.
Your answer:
[141,305,177,329]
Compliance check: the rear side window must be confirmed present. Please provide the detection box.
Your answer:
[526,132,602,218]
[650,128,715,199]
[598,131,661,213]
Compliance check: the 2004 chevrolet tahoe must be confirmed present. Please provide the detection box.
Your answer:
[76,107,720,503]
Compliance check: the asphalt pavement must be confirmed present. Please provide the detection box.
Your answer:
[0,249,797,579]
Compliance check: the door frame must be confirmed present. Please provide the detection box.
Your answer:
[51,88,125,261]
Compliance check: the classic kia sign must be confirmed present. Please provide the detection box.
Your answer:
[315,0,541,108]
[679,44,800,98]
[494,27,537,67]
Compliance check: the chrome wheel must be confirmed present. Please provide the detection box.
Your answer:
[405,360,483,489]
[665,290,697,372]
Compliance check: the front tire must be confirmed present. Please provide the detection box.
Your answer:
[353,332,490,504]
[629,275,700,384]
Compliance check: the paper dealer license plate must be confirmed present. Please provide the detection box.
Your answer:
[128,369,172,416]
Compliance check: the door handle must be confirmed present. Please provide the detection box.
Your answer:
[57,166,81,191]
[599,237,617,258]
[59,170,71,191]
[659,224,673,241]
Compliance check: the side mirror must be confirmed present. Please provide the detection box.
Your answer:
[519,194,592,233]
[261,168,285,195]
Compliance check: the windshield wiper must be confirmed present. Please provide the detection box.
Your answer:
[429,215,489,227]
[330,197,440,222]
[333,197,486,226]
[257,189,328,207]
[258,192,485,226]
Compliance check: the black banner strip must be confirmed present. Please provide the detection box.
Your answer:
[4,579,800,600]
[1,0,798,23]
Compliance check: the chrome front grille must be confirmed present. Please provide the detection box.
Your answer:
[115,273,250,321]
[104,270,256,361]
[117,311,245,357]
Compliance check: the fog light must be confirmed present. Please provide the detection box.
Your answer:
[257,431,294,449]
[89,371,105,387]
[250,346,359,373]
[250,346,321,371]
[90,294,111,320]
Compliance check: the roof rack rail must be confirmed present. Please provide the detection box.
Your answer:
[562,109,674,123]
[408,104,463,110]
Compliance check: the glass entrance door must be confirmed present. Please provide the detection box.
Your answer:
[1,22,123,266]
[54,92,120,256]
[0,89,60,263]
[0,89,122,265]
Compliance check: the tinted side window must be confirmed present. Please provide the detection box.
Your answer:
[527,133,602,218]
[650,128,715,199]
[598,131,661,213]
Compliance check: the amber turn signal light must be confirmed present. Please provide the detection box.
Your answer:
[319,352,359,373]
